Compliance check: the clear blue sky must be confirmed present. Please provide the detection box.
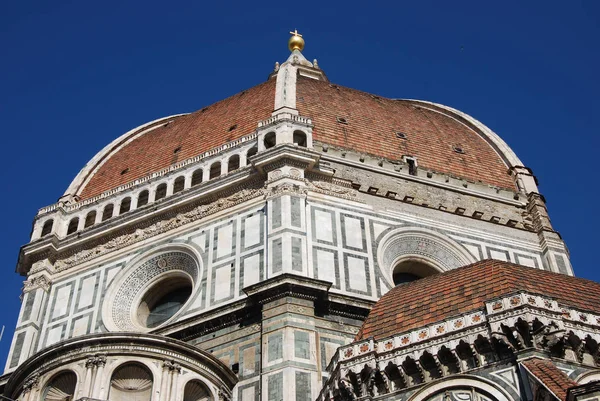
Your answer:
[1,1,598,366]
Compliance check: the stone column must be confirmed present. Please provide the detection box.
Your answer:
[159,361,171,401]
[90,354,107,399]
[21,373,40,401]
[81,357,95,398]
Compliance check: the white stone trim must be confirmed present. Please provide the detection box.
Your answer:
[64,114,188,197]
[406,375,515,401]
[376,226,477,284]
[403,100,523,167]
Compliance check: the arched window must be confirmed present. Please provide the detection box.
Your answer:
[264,132,276,149]
[191,169,203,187]
[66,218,79,235]
[84,211,96,228]
[109,363,153,401]
[183,380,212,401]
[102,204,114,222]
[119,197,131,214]
[41,219,54,237]
[137,190,149,207]
[173,176,185,194]
[42,371,77,401]
[392,260,439,286]
[423,388,497,401]
[155,183,167,200]
[293,131,307,147]
[228,155,240,173]
[209,162,221,180]
[137,275,193,328]
[247,146,258,158]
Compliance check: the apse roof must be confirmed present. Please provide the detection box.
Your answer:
[356,260,600,341]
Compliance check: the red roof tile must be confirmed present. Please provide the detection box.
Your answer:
[296,77,516,190]
[79,79,276,199]
[78,74,519,199]
[522,357,578,401]
[357,260,600,340]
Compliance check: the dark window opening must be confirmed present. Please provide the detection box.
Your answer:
[406,158,417,176]
[155,184,167,200]
[121,168,129,175]
[293,131,307,147]
[173,176,185,193]
[102,204,114,221]
[392,260,439,286]
[67,218,79,235]
[228,124,237,132]
[209,162,221,180]
[264,132,276,149]
[84,211,96,228]
[247,146,258,158]
[228,155,240,173]
[191,169,203,186]
[119,197,131,214]
[138,190,149,207]
[41,220,54,236]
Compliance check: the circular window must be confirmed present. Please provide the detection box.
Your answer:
[138,276,193,328]
[392,260,439,286]
[103,251,199,332]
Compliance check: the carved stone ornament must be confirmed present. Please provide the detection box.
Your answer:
[163,359,182,373]
[22,373,40,393]
[23,274,52,293]
[51,176,357,272]
[85,353,107,368]
[53,187,264,271]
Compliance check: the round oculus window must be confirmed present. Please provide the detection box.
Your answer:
[103,251,199,332]
[137,277,193,328]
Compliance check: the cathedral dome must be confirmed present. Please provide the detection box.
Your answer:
[66,46,524,201]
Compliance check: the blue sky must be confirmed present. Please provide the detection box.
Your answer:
[0,1,598,366]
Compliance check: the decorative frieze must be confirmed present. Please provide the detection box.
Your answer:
[322,291,600,401]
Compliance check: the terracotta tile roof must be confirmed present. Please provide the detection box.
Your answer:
[79,79,276,199]
[521,357,578,401]
[79,74,520,198]
[356,260,600,340]
[296,76,516,190]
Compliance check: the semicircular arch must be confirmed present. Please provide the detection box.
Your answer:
[377,227,476,287]
[407,375,515,401]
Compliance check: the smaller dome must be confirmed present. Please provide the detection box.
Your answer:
[356,259,600,341]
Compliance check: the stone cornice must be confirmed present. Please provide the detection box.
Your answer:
[322,291,600,401]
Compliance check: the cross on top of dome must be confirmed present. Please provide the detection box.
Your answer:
[288,29,305,52]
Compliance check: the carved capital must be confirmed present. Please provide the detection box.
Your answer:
[163,359,182,373]
[23,274,52,294]
[22,373,40,393]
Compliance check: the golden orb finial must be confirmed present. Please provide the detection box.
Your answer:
[288,29,305,52]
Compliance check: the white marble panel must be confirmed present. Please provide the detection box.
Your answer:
[72,315,89,337]
[490,249,508,261]
[243,254,261,288]
[244,214,261,248]
[347,256,367,292]
[344,217,363,249]
[78,276,96,309]
[316,250,335,283]
[217,224,234,258]
[52,285,71,319]
[214,265,231,301]
[46,326,62,346]
[315,210,333,243]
